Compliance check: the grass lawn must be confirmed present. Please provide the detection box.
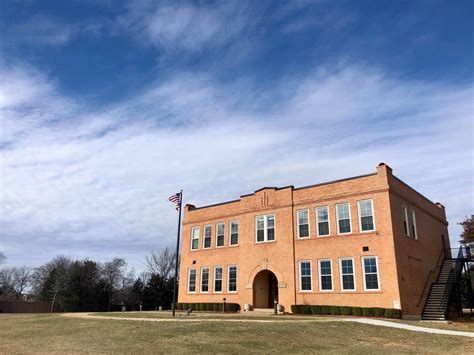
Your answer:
[388,317,474,332]
[1,313,473,354]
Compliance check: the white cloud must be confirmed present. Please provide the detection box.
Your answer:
[120,1,258,52]
[0,62,472,270]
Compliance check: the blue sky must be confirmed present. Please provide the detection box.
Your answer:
[0,0,473,271]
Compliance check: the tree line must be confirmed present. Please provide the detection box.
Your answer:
[0,248,176,312]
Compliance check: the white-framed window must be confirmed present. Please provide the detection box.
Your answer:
[230,220,239,246]
[316,206,330,236]
[362,256,380,291]
[191,227,199,250]
[410,210,418,239]
[200,267,209,293]
[299,260,312,292]
[216,222,225,247]
[339,258,355,291]
[336,203,352,234]
[256,214,275,242]
[297,209,310,238]
[358,199,375,232]
[214,266,223,292]
[318,259,333,291]
[402,205,410,236]
[228,265,237,292]
[188,268,196,293]
[203,225,212,249]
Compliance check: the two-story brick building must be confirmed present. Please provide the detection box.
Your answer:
[178,163,450,318]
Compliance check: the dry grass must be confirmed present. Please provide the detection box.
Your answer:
[1,313,473,354]
[387,317,474,332]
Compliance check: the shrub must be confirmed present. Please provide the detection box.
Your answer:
[392,309,402,319]
[301,305,311,314]
[225,303,240,312]
[321,305,331,315]
[352,307,362,316]
[291,305,300,314]
[311,305,322,315]
[340,306,352,316]
[373,308,385,317]
[384,309,394,318]
[176,303,183,310]
[329,306,340,315]
[205,303,213,311]
[212,303,221,312]
[362,308,375,317]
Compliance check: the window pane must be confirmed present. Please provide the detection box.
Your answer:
[361,216,374,231]
[204,226,211,248]
[257,217,264,230]
[267,215,275,228]
[217,223,224,247]
[228,266,237,292]
[298,210,309,224]
[257,229,265,242]
[320,261,332,290]
[339,219,351,233]
[299,224,309,238]
[188,269,196,292]
[300,262,311,291]
[337,204,350,219]
[317,207,328,222]
[318,222,329,236]
[365,274,379,289]
[201,268,209,292]
[192,238,199,250]
[341,259,355,290]
[230,221,239,245]
[267,228,275,241]
[214,267,223,292]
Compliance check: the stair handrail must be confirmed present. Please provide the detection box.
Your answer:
[416,248,446,308]
[442,268,456,319]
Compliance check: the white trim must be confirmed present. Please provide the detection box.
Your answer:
[213,266,223,293]
[229,220,239,246]
[318,259,333,292]
[336,203,352,235]
[402,205,410,236]
[298,260,313,292]
[227,265,238,293]
[190,226,199,251]
[361,256,381,291]
[203,224,212,249]
[297,209,310,239]
[255,214,276,243]
[357,199,376,233]
[187,268,196,293]
[411,210,418,239]
[339,257,356,291]
[200,267,210,293]
[216,222,225,248]
[315,205,330,237]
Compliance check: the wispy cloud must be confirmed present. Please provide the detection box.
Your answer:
[120,1,260,52]
[0,60,472,269]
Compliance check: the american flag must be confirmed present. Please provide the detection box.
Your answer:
[168,192,181,210]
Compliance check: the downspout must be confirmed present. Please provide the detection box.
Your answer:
[290,187,297,307]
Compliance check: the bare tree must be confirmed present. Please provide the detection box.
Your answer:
[145,247,176,280]
[100,258,126,311]
[0,252,5,265]
[0,266,32,299]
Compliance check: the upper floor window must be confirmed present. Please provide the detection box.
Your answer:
[188,268,196,293]
[340,258,355,291]
[216,223,225,247]
[214,266,223,292]
[200,267,209,293]
[316,206,330,236]
[319,259,333,291]
[228,266,237,292]
[402,206,409,236]
[191,227,199,250]
[230,221,239,245]
[256,214,275,242]
[297,209,310,238]
[203,225,212,249]
[362,256,380,290]
[336,203,351,234]
[410,210,418,239]
[299,260,312,291]
[358,199,375,232]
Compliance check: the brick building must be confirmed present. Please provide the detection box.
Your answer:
[178,163,451,318]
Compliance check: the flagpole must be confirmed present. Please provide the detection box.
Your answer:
[172,190,182,317]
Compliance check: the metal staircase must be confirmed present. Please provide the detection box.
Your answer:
[422,246,472,321]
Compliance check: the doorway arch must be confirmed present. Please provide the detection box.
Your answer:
[253,270,278,308]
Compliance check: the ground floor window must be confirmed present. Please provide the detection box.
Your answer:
[188,268,196,293]
[228,266,237,292]
[200,267,209,293]
[362,256,380,290]
[299,260,312,291]
[319,259,333,291]
[340,258,355,290]
[214,266,223,292]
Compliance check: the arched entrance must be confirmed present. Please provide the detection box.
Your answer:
[253,270,278,308]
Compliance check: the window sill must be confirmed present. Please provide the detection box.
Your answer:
[255,240,277,245]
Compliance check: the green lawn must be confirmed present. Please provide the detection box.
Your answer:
[1,313,473,354]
